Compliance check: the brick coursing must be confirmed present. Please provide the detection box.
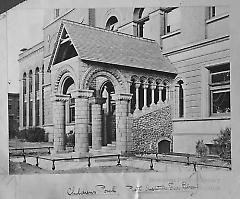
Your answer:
[132,105,172,153]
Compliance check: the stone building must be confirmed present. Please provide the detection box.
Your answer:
[19,7,230,155]
[8,93,19,137]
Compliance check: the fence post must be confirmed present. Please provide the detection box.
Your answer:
[23,148,25,154]
[186,155,190,165]
[36,156,39,167]
[52,160,55,170]
[23,154,26,163]
[88,157,91,167]
[156,153,158,162]
[117,154,121,166]
[193,162,197,172]
[48,147,51,154]
[150,159,154,170]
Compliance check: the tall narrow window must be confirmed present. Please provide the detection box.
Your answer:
[178,80,184,117]
[133,8,149,37]
[23,73,26,127]
[29,70,33,126]
[35,68,40,126]
[209,63,230,115]
[69,98,75,123]
[208,6,216,19]
[54,9,60,18]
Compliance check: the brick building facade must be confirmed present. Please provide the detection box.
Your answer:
[19,7,230,155]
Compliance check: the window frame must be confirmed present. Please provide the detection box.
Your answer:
[208,63,230,117]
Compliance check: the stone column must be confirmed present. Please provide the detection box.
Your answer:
[71,89,93,156]
[51,94,69,153]
[111,93,132,154]
[135,82,141,111]
[142,83,148,110]
[166,86,170,103]
[91,97,106,150]
[157,84,163,105]
[150,83,156,107]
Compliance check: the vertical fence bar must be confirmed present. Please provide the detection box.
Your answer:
[23,154,26,163]
[48,147,51,154]
[36,156,39,167]
[193,162,197,172]
[117,154,121,166]
[88,157,91,167]
[52,160,55,170]
[150,159,154,170]
[186,155,190,165]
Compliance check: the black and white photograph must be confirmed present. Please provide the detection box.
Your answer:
[7,6,232,175]
[1,1,239,198]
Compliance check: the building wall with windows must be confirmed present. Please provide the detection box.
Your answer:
[19,6,230,154]
[8,93,19,136]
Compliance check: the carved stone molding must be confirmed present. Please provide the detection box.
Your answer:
[51,94,70,102]
[71,89,94,99]
[111,93,132,101]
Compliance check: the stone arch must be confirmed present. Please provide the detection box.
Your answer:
[53,65,78,94]
[157,137,172,154]
[81,67,128,94]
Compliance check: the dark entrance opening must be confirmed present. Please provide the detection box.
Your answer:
[101,81,115,146]
[158,140,171,154]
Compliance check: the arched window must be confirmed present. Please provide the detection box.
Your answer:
[29,70,33,126]
[133,8,149,37]
[35,68,40,126]
[63,77,75,123]
[105,16,118,31]
[178,80,184,117]
[23,73,27,127]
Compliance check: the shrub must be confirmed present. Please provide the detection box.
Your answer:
[17,127,46,142]
[196,140,208,161]
[213,127,231,159]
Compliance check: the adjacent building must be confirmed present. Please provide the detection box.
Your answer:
[8,93,19,137]
[19,7,230,155]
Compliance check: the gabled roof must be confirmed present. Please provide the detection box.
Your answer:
[48,19,176,74]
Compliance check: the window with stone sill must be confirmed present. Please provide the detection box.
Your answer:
[209,63,230,116]
[69,98,75,123]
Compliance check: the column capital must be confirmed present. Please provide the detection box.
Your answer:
[90,97,106,105]
[150,83,157,90]
[71,89,94,99]
[111,93,132,101]
[51,94,70,102]
[142,83,148,89]
[135,81,141,89]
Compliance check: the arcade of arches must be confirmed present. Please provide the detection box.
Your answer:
[51,67,182,156]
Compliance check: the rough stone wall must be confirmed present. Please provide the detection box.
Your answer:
[132,105,172,153]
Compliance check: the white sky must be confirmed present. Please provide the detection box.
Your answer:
[7,6,45,93]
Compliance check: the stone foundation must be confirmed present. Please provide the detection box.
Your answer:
[132,105,172,153]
